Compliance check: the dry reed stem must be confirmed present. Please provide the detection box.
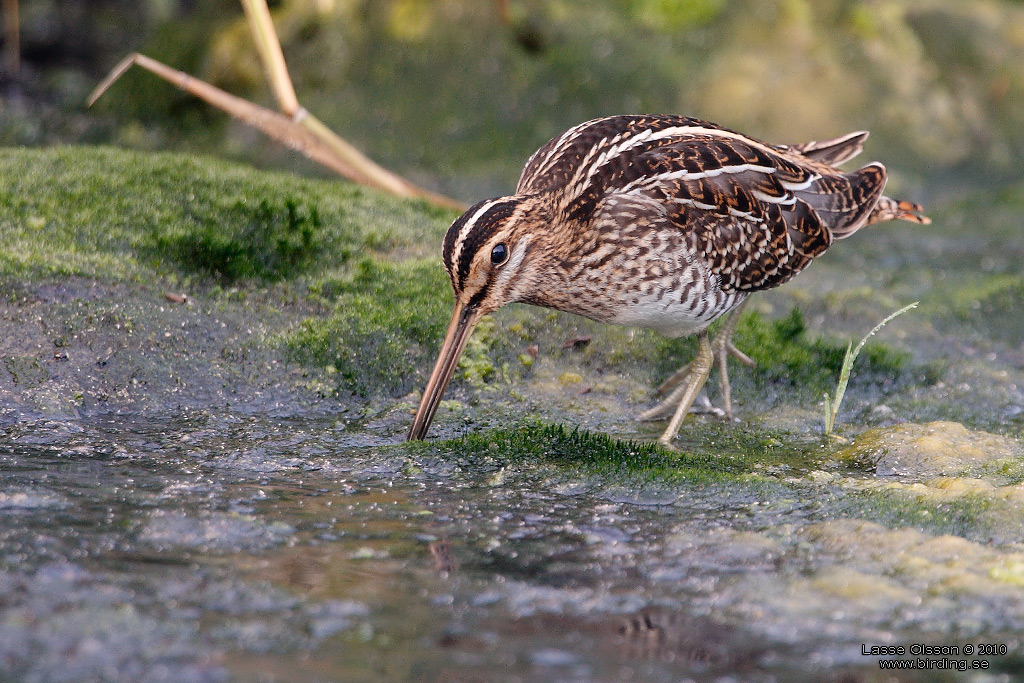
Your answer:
[87,0,466,211]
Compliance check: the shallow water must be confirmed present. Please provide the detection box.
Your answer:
[3,413,1022,682]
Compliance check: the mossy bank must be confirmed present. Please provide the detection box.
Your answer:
[1,145,1023,489]
[0,145,931,431]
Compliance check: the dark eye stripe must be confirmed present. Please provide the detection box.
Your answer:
[442,210,475,280]
[450,200,518,288]
[466,285,490,311]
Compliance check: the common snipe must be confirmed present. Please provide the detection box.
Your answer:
[408,115,929,444]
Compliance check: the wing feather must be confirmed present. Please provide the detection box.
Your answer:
[778,131,869,167]
[520,115,889,292]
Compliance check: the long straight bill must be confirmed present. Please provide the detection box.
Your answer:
[408,302,481,440]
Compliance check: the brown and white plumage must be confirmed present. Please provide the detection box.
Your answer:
[410,115,929,443]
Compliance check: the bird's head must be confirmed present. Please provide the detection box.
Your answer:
[408,195,539,440]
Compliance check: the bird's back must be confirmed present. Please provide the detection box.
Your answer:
[516,115,925,296]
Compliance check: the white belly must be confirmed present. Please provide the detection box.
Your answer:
[609,289,746,337]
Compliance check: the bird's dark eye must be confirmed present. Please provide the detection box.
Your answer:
[490,243,509,265]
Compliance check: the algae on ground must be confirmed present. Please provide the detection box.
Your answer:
[4,145,1024,680]
[0,146,991,444]
[412,422,754,483]
[837,420,1024,478]
[404,415,1024,550]
[153,197,324,283]
[285,258,453,397]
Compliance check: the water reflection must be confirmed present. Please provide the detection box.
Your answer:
[2,414,1022,681]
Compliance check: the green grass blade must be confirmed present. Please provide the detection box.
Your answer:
[824,302,918,436]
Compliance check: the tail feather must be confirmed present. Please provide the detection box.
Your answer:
[786,131,869,167]
[829,163,931,239]
[867,197,932,226]
[829,163,888,239]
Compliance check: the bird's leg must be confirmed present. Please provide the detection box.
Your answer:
[638,371,721,421]
[657,331,714,446]
[709,299,755,419]
[652,361,694,397]
[637,360,697,421]
[639,300,756,422]
[640,366,695,420]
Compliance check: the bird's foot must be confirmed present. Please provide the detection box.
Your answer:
[637,387,722,422]
[690,392,726,417]
[707,300,756,420]
[642,333,714,446]
[639,301,756,430]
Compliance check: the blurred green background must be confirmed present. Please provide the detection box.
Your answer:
[3,0,1023,200]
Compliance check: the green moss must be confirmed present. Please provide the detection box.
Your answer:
[410,421,1018,542]
[409,420,829,488]
[733,308,911,398]
[416,422,756,483]
[284,258,452,396]
[0,146,450,282]
[152,197,323,282]
[458,316,501,388]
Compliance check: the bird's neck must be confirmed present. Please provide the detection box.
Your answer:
[507,195,619,322]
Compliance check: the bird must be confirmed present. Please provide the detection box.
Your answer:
[407,114,929,444]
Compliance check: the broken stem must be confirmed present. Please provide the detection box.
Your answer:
[87,53,465,210]
[239,0,300,116]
